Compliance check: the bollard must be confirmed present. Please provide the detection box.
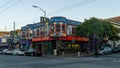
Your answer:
[78,51,80,56]
[62,52,64,57]
[54,49,57,56]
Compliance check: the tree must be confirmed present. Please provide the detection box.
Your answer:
[76,17,120,57]
[76,17,120,40]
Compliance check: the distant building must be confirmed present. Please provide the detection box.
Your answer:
[106,16,120,47]
[0,31,10,38]
[0,31,10,49]
[107,16,120,36]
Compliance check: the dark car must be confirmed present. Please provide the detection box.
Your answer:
[24,48,41,56]
[112,46,120,53]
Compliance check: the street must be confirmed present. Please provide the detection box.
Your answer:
[0,53,120,68]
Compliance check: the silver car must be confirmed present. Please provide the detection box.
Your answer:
[12,49,24,55]
[98,47,112,55]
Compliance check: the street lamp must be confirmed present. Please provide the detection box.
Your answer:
[33,5,46,23]
[33,5,48,36]
[33,5,47,56]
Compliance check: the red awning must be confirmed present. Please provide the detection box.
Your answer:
[77,37,89,41]
[32,36,89,42]
[32,36,51,42]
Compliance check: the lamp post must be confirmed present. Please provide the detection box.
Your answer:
[33,5,46,23]
[33,5,47,36]
[33,5,47,56]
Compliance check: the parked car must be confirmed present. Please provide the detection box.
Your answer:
[12,49,24,55]
[24,48,36,56]
[17,51,25,55]
[98,47,112,55]
[24,48,41,56]
[112,46,120,53]
[6,50,13,55]
[2,49,8,54]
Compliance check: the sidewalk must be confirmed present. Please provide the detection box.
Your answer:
[45,52,95,58]
[45,54,112,63]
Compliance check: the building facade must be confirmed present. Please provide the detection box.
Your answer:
[20,24,34,51]
[0,31,10,50]
[106,16,120,48]
[32,16,88,56]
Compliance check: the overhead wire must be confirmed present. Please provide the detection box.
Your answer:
[21,0,97,24]
[0,0,23,15]
[0,0,13,8]
[48,0,96,15]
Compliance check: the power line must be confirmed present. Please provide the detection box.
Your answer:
[48,0,96,15]
[0,0,13,8]
[21,0,96,24]
[0,0,23,15]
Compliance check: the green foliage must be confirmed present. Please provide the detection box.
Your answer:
[76,17,120,40]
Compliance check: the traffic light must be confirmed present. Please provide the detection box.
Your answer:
[40,16,49,23]
[40,17,44,23]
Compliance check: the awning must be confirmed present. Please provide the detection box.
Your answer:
[32,36,89,42]
[19,40,31,44]
[0,43,8,47]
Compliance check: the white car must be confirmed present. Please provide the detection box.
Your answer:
[12,49,20,55]
[6,50,13,55]
[12,49,24,55]
[98,47,112,55]
[18,51,24,55]
[2,49,8,54]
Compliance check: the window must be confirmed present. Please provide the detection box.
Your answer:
[22,32,25,38]
[56,24,60,32]
[72,27,75,35]
[51,26,54,33]
[37,29,39,37]
[62,24,65,33]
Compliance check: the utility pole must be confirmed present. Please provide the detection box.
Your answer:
[14,22,15,39]
[5,25,6,31]
[13,21,15,49]
[33,5,47,56]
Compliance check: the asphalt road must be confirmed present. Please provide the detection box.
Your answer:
[0,53,120,68]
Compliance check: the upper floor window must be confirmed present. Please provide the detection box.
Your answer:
[62,24,65,33]
[37,29,39,37]
[72,27,76,35]
[22,31,25,38]
[56,24,60,32]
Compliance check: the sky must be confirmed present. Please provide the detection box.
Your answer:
[0,0,120,31]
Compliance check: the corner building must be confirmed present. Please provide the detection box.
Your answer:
[32,16,88,56]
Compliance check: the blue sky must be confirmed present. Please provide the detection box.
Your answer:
[0,0,120,31]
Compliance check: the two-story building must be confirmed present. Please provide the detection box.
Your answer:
[20,24,34,51]
[32,16,88,56]
[106,16,120,48]
[0,31,10,50]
